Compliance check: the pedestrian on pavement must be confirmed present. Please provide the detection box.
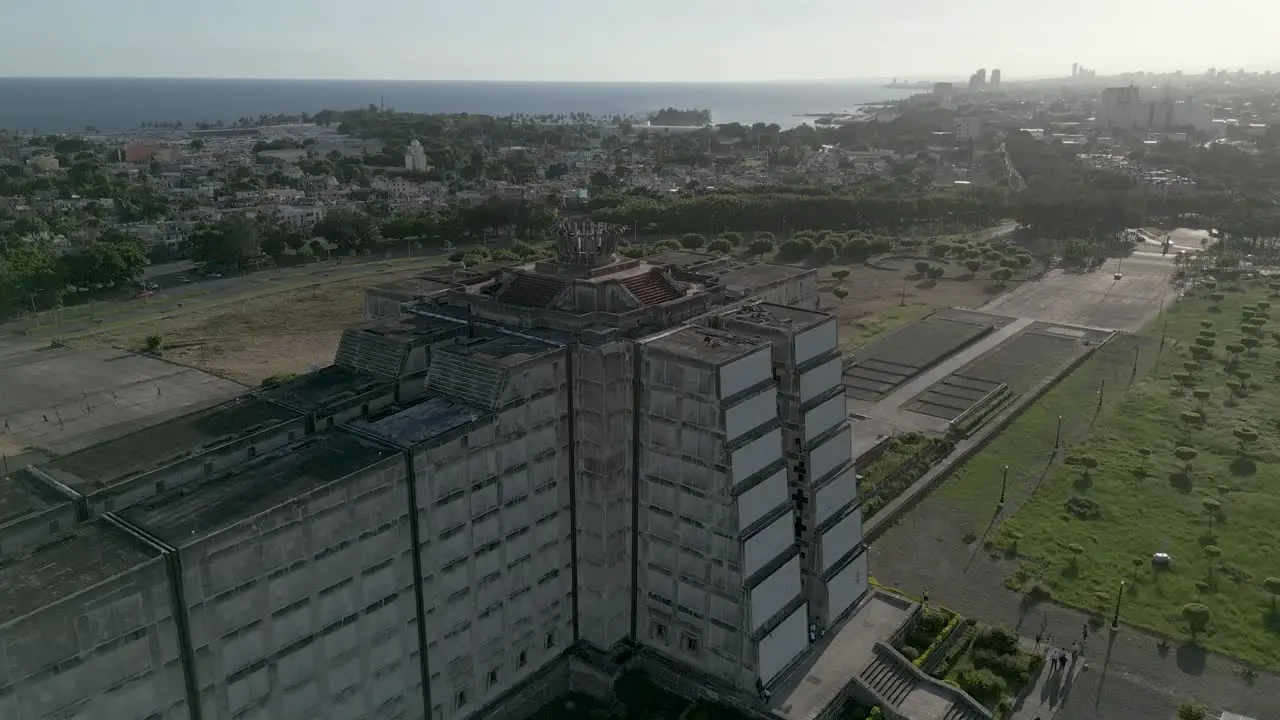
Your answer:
[1082,623,1089,644]
[1071,643,1079,663]
[922,588,929,605]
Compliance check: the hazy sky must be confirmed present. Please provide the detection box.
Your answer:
[1,0,1272,81]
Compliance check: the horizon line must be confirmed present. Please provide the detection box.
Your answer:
[0,75,977,84]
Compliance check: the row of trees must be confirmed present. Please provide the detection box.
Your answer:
[0,230,149,313]
[591,187,1008,236]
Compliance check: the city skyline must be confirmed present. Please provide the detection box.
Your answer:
[0,0,1274,82]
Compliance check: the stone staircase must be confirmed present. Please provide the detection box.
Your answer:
[860,652,919,707]
[942,704,988,720]
[621,271,682,306]
[499,274,566,308]
[426,350,506,410]
[335,328,406,380]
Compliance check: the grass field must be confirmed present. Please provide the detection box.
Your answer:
[940,277,1280,670]
[69,265,440,385]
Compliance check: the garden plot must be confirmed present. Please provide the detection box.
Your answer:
[903,325,1112,423]
[843,310,1002,401]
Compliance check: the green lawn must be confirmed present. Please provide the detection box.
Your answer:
[942,278,1280,670]
[840,301,938,353]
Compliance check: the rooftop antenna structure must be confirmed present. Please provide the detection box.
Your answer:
[552,220,623,268]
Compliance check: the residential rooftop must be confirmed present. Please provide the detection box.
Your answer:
[258,365,386,413]
[0,519,160,625]
[724,302,830,333]
[647,326,769,365]
[117,430,397,547]
[350,395,487,448]
[43,396,300,491]
[0,468,69,528]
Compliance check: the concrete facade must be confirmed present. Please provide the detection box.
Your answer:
[1,228,863,720]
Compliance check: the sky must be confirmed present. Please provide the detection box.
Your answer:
[0,0,1274,82]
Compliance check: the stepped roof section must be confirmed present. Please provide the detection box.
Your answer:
[434,222,727,342]
[335,313,468,380]
[257,364,387,415]
[424,334,566,411]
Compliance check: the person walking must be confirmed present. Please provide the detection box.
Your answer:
[1071,643,1079,663]
[1081,623,1089,645]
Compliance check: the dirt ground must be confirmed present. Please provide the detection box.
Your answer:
[814,259,1026,352]
[75,272,404,385]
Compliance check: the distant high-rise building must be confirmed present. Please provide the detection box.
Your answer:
[1072,62,1079,77]
[990,69,1002,87]
[968,68,987,90]
[1207,67,1216,78]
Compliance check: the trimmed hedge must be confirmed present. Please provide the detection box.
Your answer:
[914,613,962,668]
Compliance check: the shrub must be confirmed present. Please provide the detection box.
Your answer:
[1182,603,1211,635]
[260,372,298,388]
[964,259,981,274]
[914,260,931,274]
[974,623,1019,654]
[832,269,851,283]
[811,243,837,265]
[901,646,920,661]
[832,287,849,302]
[778,239,812,261]
[926,265,944,279]
[706,238,732,254]
[719,231,743,246]
[841,237,870,261]
[448,249,466,262]
[956,667,1005,703]
[143,334,164,355]
[747,239,775,256]
[1177,700,1207,720]
[679,233,705,250]
[1065,494,1102,519]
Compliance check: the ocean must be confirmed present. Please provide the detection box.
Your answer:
[0,78,914,135]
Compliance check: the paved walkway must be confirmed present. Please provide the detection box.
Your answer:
[871,499,1280,720]
[1008,637,1084,720]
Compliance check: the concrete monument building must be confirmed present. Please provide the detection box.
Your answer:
[0,223,865,720]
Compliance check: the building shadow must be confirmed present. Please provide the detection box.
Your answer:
[1176,643,1207,675]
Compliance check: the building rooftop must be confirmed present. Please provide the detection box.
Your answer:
[366,276,454,301]
[43,397,299,491]
[0,519,160,625]
[717,263,810,292]
[724,302,830,333]
[0,468,70,528]
[646,326,769,366]
[439,335,561,369]
[346,313,468,344]
[258,365,386,413]
[117,430,397,547]
[646,250,724,271]
[349,395,487,448]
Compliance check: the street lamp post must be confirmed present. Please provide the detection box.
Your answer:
[1112,580,1126,630]
[999,465,1009,507]
[1054,415,1063,449]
